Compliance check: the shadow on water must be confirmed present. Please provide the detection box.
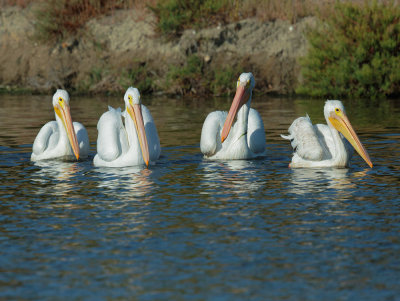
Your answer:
[1,94,400,299]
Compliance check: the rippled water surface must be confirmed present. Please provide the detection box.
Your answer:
[1,94,400,300]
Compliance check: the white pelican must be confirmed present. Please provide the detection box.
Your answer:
[31,89,89,161]
[93,87,161,167]
[281,100,373,168]
[200,72,266,160]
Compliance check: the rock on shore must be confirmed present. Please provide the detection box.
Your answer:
[0,4,316,95]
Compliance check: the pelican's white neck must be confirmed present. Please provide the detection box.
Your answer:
[125,110,135,144]
[124,106,142,153]
[326,116,349,166]
[55,113,68,139]
[235,96,251,138]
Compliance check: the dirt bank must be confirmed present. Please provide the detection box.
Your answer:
[0,4,316,95]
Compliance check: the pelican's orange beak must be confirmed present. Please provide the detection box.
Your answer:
[221,81,250,143]
[54,103,80,160]
[127,103,149,167]
[329,112,373,168]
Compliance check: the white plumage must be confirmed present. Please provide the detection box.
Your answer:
[94,87,161,167]
[282,100,372,168]
[31,89,89,161]
[200,72,266,160]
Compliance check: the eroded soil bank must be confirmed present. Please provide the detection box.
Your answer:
[0,4,316,95]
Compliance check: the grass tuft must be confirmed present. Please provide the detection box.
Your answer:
[165,55,204,94]
[118,63,154,94]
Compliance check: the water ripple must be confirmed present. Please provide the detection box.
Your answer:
[1,95,400,299]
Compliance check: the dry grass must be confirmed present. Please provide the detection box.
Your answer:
[0,0,34,7]
[239,0,336,23]
[33,0,137,40]
[238,0,399,23]
[3,0,398,40]
[4,0,396,24]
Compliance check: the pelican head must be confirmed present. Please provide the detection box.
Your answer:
[221,72,255,142]
[124,87,150,167]
[52,89,80,160]
[325,100,372,168]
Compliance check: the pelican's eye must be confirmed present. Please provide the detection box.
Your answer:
[128,95,132,102]
[59,97,63,102]
[335,108,340,113]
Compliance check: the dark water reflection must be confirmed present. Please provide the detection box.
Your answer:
[1,94,400,299]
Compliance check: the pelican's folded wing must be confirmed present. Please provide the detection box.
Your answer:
[200,111,226,157]
[281,115,324,161]
[32,121,58,156]
[73,122,90,159]
[247,108,266,155]
[96,107,128,162]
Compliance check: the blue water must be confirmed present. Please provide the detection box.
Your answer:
[1,94,400,300]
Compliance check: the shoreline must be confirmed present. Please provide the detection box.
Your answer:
[0,4,315,97]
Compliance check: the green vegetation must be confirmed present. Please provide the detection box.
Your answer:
[148,0,233,38]
[75,62,154,95]
[89,66,104,84]
[3,0,399,98]
[297,1,400,99]
[164,54,248,96]
[165,55,204,94]
[72,55,243,96]
[210,65,244,95]
[75,66,108,94]
[118,63,154,94]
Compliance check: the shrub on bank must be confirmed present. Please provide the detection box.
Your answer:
[297,1,400,99]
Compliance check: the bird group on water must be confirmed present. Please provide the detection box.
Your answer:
[31,72,373,169]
